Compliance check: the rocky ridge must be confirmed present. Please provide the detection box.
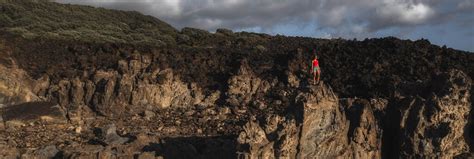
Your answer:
[0,1,473,159]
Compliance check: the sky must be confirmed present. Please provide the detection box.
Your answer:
[57,0,474,52]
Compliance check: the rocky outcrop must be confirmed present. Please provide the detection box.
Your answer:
[0,1,473,158]
[236,70,473,158]
[0,46,472,158]
[295,83,349,158]
[2,58,470,158]
[342,98,384,159]
[33,53,217,118]
[0,64,40,106]
[226,60,271,107]
[2,102,67,127]
[237,83,380,158]
[397,70,472,158]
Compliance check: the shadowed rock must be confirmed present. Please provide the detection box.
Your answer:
[95,124,129,145]
[0,1,472,158]
[398,70,472,158]
[21,145,59,158]
[2,101,66,127]
[0,115,4,130]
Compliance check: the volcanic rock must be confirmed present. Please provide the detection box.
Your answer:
[0,115,4,130]
[0,144,19,159]
[0,1,473,158]
[96,124,129,145]
[398,70,472,158]
[2,102,66,127]
[296,83,349,158]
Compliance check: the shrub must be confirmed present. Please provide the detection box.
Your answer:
[0,1,178,46]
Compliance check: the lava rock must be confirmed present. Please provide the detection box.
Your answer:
[0,144,19,159]
[2,102,66,127]
[142,110,156,120]
[96,124,129,145]
[0,115,4,130]
[137,152,157,159]
[34,145,59,158]
[398,70,472,158]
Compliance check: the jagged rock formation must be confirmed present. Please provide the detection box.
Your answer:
[397,70,472,158]
[236,82,383,158]
[0,1,473,158]
[236,70,473,158]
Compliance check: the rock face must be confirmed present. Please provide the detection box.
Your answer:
[296,83,349,158]
[0,50,471,158]
[236,70,473,158]
[397,70,472,158]
[236,83,386,158]
[227,60,265,106]
[343,98,384,159]
[45,55,213,118]
[0,64,40,106]
[0,1,473,158]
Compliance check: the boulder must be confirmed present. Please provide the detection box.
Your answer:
[142,110,156,120]
[96,124,129,145]
[60,144,105,158]
[2,102,66,127]
[21,145,59,158]
[0,64,39,106]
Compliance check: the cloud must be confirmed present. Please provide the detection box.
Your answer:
[56,0,473,51]
[57,0,462,31]
[377,1,434,24]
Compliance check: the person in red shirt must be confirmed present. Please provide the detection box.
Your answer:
[311,54,320,84]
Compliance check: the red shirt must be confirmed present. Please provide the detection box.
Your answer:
[312,59,319,67]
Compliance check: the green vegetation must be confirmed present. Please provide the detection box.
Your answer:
[0,0,177,45]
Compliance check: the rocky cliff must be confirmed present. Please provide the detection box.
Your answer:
[0,1,473,159]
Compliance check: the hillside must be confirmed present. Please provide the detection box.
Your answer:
[0,1,473,158]
[0,0,177,45]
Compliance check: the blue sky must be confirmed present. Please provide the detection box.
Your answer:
[58,0,473,52]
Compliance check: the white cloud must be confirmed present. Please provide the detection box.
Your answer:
[377,0,434,24]
[56,0,471,41]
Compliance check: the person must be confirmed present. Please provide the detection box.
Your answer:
[311,54,320,84]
